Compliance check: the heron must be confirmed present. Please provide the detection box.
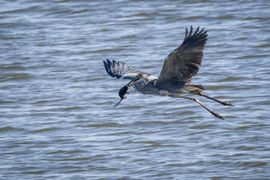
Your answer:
[103,26,232,119]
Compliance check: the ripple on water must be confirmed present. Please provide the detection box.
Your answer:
[32,127,62,133]
[0,73,33,82]
[0,126,25,133]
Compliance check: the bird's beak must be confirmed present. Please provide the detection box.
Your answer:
[113,98,124,107]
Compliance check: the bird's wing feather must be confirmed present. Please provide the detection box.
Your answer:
[156,26,207,90]
[103,59,146,80]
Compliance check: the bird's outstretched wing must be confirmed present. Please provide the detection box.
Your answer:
[103,59,146,80]
[156,26,207,90]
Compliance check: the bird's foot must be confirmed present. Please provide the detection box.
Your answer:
[211,111,224,120]
[221,101,233,106]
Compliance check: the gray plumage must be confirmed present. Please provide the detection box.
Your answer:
[103,26,232,119]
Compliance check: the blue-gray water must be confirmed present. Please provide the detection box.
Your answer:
[1,0,270,179]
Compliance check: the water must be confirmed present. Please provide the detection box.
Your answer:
[1,0,270,179]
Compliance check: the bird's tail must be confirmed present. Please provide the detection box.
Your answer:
[189,84,205,90]
[185,84,205,94]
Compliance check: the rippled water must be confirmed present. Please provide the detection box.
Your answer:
[1,0,270,179]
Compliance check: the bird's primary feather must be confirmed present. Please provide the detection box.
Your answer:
[156,26,207,91]
[103,59,146,80]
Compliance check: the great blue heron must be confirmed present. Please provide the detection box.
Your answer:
[103,26,232,119]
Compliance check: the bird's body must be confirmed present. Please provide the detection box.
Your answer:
[103,26,232,119]
[103,60,203,96]
[133,77,199,96]
[134,78,160,95]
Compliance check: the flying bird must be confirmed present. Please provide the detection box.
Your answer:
[103,26,232,119]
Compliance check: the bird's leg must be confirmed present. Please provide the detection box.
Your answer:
[171,94,224,120]
[114,74,143,107]
[198,92,232,106]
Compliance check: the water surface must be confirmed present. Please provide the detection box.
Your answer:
[1,0,270,179]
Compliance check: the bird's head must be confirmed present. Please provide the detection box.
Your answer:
[119,85,129,99]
